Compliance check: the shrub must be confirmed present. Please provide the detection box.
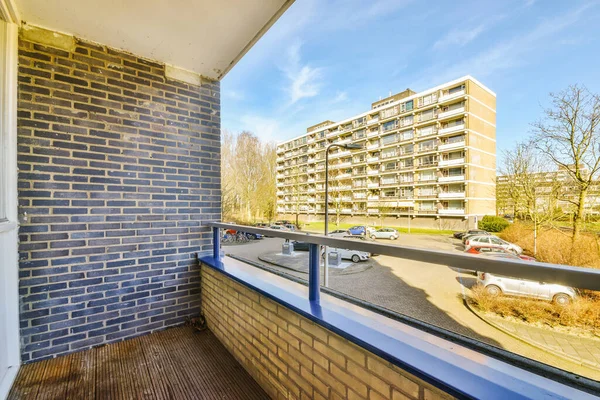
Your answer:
[500,222,600,268]
[478,215,510,232]
[469,285,600,334]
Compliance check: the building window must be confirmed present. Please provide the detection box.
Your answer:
[381,174,397,185]
[399,172,413,183]
[384,161,397,171]
[398,129,413,141]
[383,189,397,198]
[448,84,465,94]
[417,125,436,137]
[405,100,413,111]
[381,133,397,145]
[399,144,413,155]
[399,188,413,198]
[382,120,397,132]
[419,108,435,122]
[381,147,397,159]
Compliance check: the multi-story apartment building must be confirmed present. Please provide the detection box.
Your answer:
[276,76,496,229]
[497,165,600,217]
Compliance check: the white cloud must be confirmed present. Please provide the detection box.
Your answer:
[433,25,486,50]
[282,41,324,105]
[223,90,245,101]
[332,91,348,103]
[415,3,594,88]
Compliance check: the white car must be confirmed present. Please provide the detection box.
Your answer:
[322,247,370,263]
[370,228,399,240]
[465,235,522,254]
[478,270,576,305]
[328,229,349,237]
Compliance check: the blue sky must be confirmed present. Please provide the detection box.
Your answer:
[222,0,600,155]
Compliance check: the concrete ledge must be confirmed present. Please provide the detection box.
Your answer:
[20,24,75,52]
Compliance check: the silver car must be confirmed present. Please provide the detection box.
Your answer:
[465,235,522,254]
[477,270,576,305]
[370,228,399,240]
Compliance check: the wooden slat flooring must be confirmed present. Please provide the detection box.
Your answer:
[8,326,269,400]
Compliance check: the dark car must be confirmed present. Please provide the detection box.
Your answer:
[291,241,310,251]
[454,229,488,240]
[255,223,269,228]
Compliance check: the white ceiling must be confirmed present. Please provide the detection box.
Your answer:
[15,0,293,80]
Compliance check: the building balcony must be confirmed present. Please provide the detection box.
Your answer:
[326,130,337,137]
[308,178,315,182]
[437,106,465,120]
[276,190,285,195]
[367,129,380,137]
[438,175,465,182]
[367,156,380,163]
[439,157,465,167]
[276,173,285,179]
[439,208,466,215]
[438,124,466,135]
[367,182,380,189]
[367,117,380,125]
[341,208,353,214]
[276,156,285,162]
[308,137,315,143]
[367,195,380,201]
[367,169,379,175]
[336,173,352,179]
[367,208,379,213]
[367,143,380,150]
[439,191,465,199]
[439,89,466,103]
[438,140,466,151]
[397,201,416,207]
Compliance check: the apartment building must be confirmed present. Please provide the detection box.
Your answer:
[497,165,600,217]
[275,76,496,229]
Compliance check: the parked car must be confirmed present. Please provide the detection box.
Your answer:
[465,235,522,254]
[454,229,488,240]
[461,230,491,244]
[370,228,399,240]
[222,228,262,240]
[348,226,376,236]
[291,240,310,251]
[284,224,297,231]
[465,245,535,261]
[255,222,269,228]
[328,229,349,237]
[322,247,370,263]
[477,269,576,305]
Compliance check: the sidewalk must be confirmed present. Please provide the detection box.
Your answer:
[472,308,600,371]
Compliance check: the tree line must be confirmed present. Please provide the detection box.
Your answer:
[221,130,277,223]
[499,85,600,256]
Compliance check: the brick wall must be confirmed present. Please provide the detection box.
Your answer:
[201,265,454,400]
[17,35,220,363]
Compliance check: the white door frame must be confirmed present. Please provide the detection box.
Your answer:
[0,2,20,398]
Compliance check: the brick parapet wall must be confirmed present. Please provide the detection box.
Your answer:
[17,35,220,363]
[201,265,454,400]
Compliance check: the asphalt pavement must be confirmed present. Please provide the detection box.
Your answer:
[224,234,600,381]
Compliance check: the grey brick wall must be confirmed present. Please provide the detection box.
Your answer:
[17,35,220,363]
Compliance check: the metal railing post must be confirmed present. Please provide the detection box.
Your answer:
[212,226,221,261]
[308,244,320,303]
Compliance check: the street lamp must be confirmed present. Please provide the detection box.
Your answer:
[323,142,363,287]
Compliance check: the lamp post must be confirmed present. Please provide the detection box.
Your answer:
[324,142,362,287]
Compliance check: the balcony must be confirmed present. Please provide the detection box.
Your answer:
[439,191,465,199]
[336,173,352,179]
[326,130,338,137]
[439,157,465,167]
[437,106,465,120]
[308,178,315,182]
[438,140,466,151]
[367,169,379,175]
[438,175,465,182]
[276,190,284,195]
[367,208,379,213]
[341,208,353,213]
[367,195,380,201]
[308,137,315,143]
[368,182,380,189]
[367,156,380,163]
[367,129,380,137]
[439,208,466,215]
[397,201,415,207]
[439,89,466,102]
[367,116,380,125]
[438,124,465,135]
[367,143,380,150]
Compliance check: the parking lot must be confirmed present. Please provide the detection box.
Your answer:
[224,232,600,380]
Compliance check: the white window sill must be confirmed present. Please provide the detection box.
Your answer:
[0,221,17,233]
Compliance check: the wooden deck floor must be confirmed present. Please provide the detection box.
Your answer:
[8,326,268,400]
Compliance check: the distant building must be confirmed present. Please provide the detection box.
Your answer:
[275,76,496,229]
[496,165,600,216]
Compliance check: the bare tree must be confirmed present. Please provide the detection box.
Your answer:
[533,85,600,242]
[501,142,562,255]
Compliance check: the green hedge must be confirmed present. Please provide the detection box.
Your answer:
[478,215,510,232]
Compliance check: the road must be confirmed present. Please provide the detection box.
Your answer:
[224,235,600,381]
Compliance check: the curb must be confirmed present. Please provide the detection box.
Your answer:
[463,300,600,373]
